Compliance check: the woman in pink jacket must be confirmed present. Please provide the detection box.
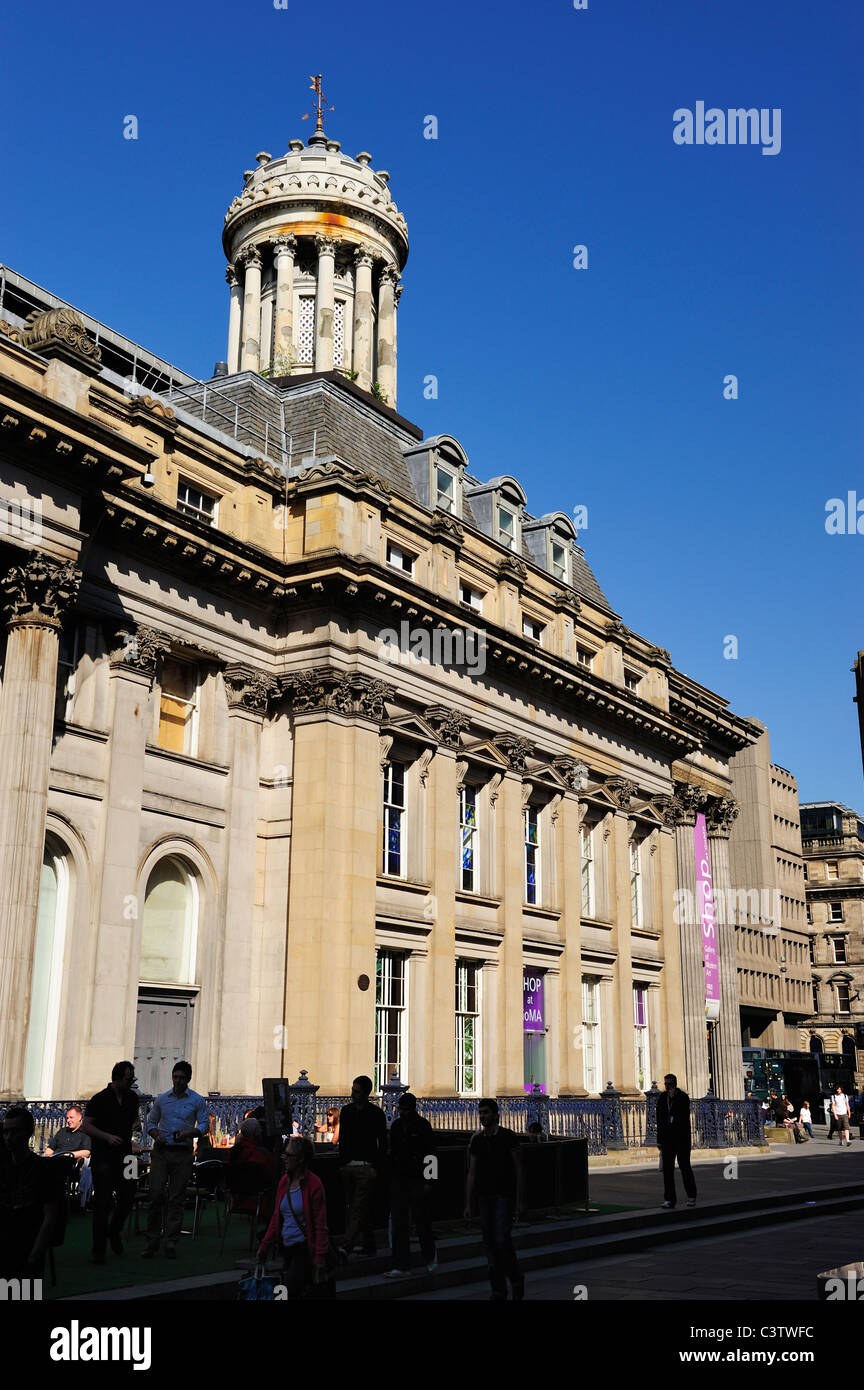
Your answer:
[258,1136,330,1299]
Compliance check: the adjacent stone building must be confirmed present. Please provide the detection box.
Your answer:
[0,126,783,1104]
[799,800,864,1088]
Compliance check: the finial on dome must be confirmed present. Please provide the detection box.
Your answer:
[302,73,334,146]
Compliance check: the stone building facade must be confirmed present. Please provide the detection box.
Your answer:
[0,129,780,1104]
[728,729,810,1053]
[799,801,864,1088]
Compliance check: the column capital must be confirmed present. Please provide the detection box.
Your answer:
[394,281,404,305]
[314,233,337,259]
[658,780,708,829]
[353,246,374,269]
[1,554,81,630]
[705,794,739,838]
[225,263,239,288]
[109,623,172,677]
[237,243,262,270]
[284,665,393,723]
[272,234,297,260]
[606,776,638,812]
[224,662,277,715]
[379,262,399,287]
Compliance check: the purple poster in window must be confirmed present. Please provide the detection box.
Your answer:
[523,972,544,1031]
[694,812,720,1022]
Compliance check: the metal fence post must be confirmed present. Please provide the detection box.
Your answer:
[526,1084,551,1135]
[601,1081,626,1151]
[644,1080,661,1147]
[288,1069,320,1137]
[696,1085,723,1148]
[380,1071,409,1126]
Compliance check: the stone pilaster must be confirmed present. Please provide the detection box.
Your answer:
[217,665,276,1091]
[425,741,459,1094]
[609,782,640,1094]
[352,248,374,391]
[226,264,242,373]
[707,795,744,1099]
[495,736,531,1094]
[239,245,263,373]
[272,235,296,370]
[376,263,398,405]
[0,555,81,1098]
[663,781,711,1096]
[83,624,171,1090]
[314,234,336,373]
[559,788,588,1094]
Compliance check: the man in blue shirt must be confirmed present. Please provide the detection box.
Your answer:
[142,1061,210,1258]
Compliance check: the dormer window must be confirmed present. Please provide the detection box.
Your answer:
[551,543,568,583]
[436,468,455,513]
[498,507,517,550]
[386,541,415,575]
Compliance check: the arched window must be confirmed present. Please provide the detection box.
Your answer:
[809,1035,824,1054]
[23,839,70,1097]
[842,1034,856,1059]
[140,857,198,984]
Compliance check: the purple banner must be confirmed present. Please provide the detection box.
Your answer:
[523,972,544,1031]
[694,812,720,1021]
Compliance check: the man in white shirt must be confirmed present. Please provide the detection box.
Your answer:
[143,1061,210,1257]
[831,1087,852,1148]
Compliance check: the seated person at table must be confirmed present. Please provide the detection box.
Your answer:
[45,1104,92,1160]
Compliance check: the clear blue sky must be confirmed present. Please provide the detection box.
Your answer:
[2,0,861,808]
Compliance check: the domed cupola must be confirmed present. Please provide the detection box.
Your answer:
[222,81,408,407]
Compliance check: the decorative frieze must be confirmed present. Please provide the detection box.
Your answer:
[1,554,81,629]
[285,666,393,721]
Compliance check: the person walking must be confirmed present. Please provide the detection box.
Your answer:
[258,1136,331,1300]
[142,1061,210,1259]
[82,1060,141,1263]
[384,1092,437,1279]
[337,1075,387,1257]
[656,1073,697,1209]
[798,1101,814,1139]
[831,1086,852,1147]
[464,1098,524,1301]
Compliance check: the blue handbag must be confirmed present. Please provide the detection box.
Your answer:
[237,1264,279,1301]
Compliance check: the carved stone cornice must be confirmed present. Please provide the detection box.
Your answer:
[2,555,81,629]
[705,794,739,839]
[271,234,297,259]
[430,510,464,548]
[424,704,470,748]
[284,666,393,722]
[128,394,178,447]
[552,757,590,792]
[497,555,527,586]
[16,307,102,374]
[109,623,172,677]
[223,662,277,715]
[606,776,638,811]
[659,781,709,829]
[550,588,582,616]
[493,733,533,774]
[605,618,630,644]
[647,644,671,667]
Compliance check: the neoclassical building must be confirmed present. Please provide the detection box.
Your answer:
[0,125,779,1104]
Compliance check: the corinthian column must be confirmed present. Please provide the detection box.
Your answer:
[376,263,398,405]
[0,554,81,1098]
[663,782,711,1097]
[707,796,744,1099]
[239,245,263,373]
[272,235,296,371]
[314,234,336,372]
[352,248,374,390]
[226,264,242,374]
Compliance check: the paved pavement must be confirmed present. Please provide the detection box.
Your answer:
[404,1135,864,1301]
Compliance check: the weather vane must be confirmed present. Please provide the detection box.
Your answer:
[302,74,334,134]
